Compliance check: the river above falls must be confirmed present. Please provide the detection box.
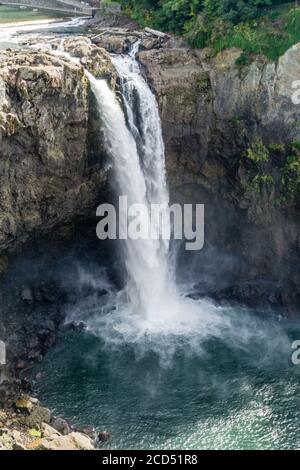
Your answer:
[0,6,68,24]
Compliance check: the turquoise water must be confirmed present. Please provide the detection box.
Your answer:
[36,307,300,450]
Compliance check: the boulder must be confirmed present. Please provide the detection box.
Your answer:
[23,406,51,427]
[97,431,111,443]
[52,417,71,436]
[41,422,61,439]
[39,432,94,450]
[15,395,34,412]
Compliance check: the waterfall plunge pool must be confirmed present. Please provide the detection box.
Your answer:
[34,306,300,450]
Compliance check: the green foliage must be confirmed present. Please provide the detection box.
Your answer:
[286,7,300,36]
[279,144,300,204]
[268,143,285,153]
[241,138,300,204]
[251,174,274,193]
[290,140,300,151]
[28,429,42,438]
[235,51,251,66]
[242,138,273,195]
[209,8,300,61]
[229,116,243,125]
[244,138,270,163]
[118,1,300,60]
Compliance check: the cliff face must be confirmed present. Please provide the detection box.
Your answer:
[139,45,300,313]
[0,40,114,258]
[0,36,299,313]
[139,45,300,192]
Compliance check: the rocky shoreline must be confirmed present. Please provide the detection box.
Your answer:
[0,395,96,450]
[0,230,114,450]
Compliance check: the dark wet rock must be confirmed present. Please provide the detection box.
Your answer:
[12,441,27,450]
[38,319,56,334]
[35,282,61,305]
[81,426,96,439]
[67,321,87,332]
[15,360,26,371]
[0,255,8,277]
[52,417,71,436]
[34,372,42,383]
[21,287,34,303]
[97,431,111,443]
[27,349,41,361]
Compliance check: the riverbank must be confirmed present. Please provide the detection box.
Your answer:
[0,395,96,450]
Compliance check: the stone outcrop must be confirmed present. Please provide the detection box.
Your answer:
[139,46,300,188]
[87,5,139,31]
[139,45,300,314]
[89,28,182,54]
[0,42,114,255]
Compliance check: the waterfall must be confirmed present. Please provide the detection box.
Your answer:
[86,46,222,345]
[0,21,225,353]
[111,42,169,208]
[86,45,175,323]
[9,28,220,342]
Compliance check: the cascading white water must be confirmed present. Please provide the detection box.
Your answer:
[112,41,169,208]
[86,45,175,324]
[85,45,224,344]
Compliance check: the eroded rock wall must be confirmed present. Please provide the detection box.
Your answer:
[0,43,114,255]
[139,45,300,313]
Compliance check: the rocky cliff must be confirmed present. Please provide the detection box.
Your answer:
[0,39,115,263]
[139,45,300,314]
[0,34,299,313]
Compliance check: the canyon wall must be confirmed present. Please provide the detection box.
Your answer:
[0,41,115,265]
[0,37,299,313]
[139,45,300,314]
